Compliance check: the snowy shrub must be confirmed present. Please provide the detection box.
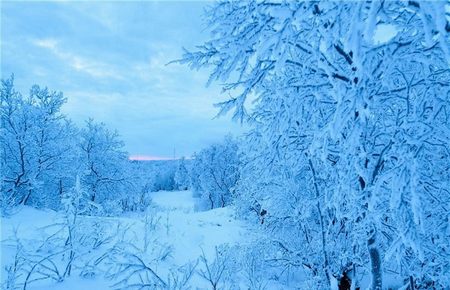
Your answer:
[141,205,162,252]
[105,242,168,289]
[1,232,25,290]
[165,261,198,290]
[105,239,188,290]
[1,179,122,289]
[197,247,228,290]
[119,191,153,213]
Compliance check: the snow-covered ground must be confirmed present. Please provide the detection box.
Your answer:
[0,191,251,289]
[149,191,245,260]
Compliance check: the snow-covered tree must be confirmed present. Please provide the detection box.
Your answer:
[146,160,177,192]
[190,136,240,210]
[1,76,33,209]
[174,157,190,190]
[180,1,450,288]
[78,119,131,212]
[25,85,78,209]
[1,76,77,212]
[0,76,143,215]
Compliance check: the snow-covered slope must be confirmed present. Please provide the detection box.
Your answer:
[149,190,245,261]
[0,190,250,289]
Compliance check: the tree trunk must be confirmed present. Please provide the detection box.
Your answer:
[208,193,214,209]
[21,189,32,205]
[59,179,63,198]
[338,270,352,290]
[368,231,382,290]
[308,158,331,285]
[407,276,415,290]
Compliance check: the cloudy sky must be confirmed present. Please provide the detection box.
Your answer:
[1,1,243,159]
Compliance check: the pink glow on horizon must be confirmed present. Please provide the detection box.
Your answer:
[129,155,176,161]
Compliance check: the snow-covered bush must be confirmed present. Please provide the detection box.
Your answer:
[105,242,169,289]
[197,247,228,290]
[104,238,196,290]
[1,232,25,290]
[2,179,134,289]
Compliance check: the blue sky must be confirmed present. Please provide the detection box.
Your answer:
[1,1,243,159]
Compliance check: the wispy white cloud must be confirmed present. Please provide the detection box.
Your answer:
[33,38,58,49]
[3,1,243,157]
[33,38,122,79]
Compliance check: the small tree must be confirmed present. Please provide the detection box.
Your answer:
[174,157,190,190]
[78,119,131,213]
[190,136,240,210]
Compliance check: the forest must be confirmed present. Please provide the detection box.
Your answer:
[1,1,450,290]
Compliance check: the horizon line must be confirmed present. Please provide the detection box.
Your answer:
[129,155,176,161]
[129,154,192,161]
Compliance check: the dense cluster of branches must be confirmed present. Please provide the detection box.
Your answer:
[0,76,162,215]
[190,135,240,210]
[181,1,450,289]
